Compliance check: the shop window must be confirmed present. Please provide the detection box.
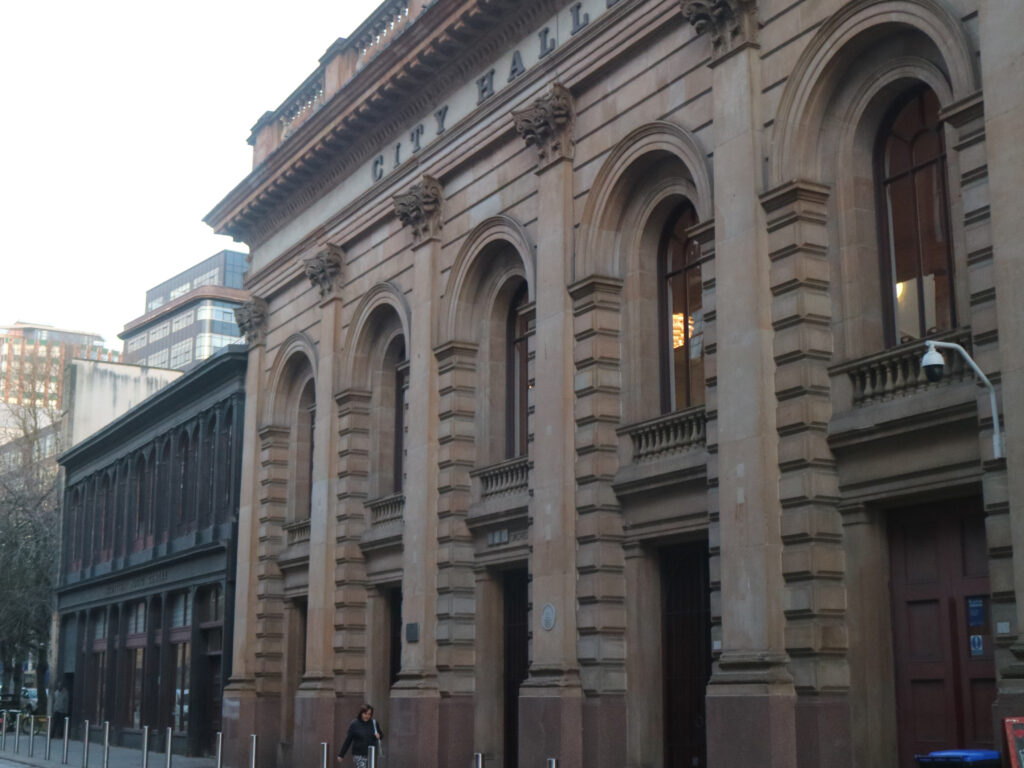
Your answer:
[658,205,704,412]
[876,87,956,344]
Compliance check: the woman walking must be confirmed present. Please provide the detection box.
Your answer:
[337,704,383,768]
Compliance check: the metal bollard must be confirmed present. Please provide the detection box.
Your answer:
[83,719,91,768]
[546,759,557,768]
[46,715,53,760]
[215,732,223,768]
[141,725,150,768]
[249,734,257,768]
[103,721,110,768]
[472,752,484,768]
[62,717,70,765]
[29,713,36,756]
[368,745,377,768]
[165,726,173,768]
[1,710,7,751]
[320,742,328,768]
[15,712,21,753]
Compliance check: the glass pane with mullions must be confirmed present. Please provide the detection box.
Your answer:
[915,164,953,333]
[669,271,689,409]
[686,267,705,407]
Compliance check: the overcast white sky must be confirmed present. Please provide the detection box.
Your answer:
[0,1,380,347]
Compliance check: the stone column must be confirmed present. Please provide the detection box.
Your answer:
[623,543,662,768]
[512,82,583,768]
[472,569,502,764]
[293,245,346,767]
[389,175,444,768]
[222,299,275,768]
[434,339,479,767]
[977,0,1024,734]
[680,3,798,766]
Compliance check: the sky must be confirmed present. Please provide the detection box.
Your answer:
[0,0,381,348]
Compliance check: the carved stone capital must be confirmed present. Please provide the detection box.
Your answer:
[681,0,758,60]
[512,83,575,166]
[393,175,444,244]
[304,244,345,299]
[234,298,269,346]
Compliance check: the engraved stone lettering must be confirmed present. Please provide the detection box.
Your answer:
[434,105,449,135]
[570,3,590,34]
[538,27,556,58]
[410,124,425,152]
[508,49,526,83]
[476,68,496,105]
[372,154,385,181]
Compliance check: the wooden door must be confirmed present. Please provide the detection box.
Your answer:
[503,568,529,768]
[890,501,995,767]
[661,541,711,768]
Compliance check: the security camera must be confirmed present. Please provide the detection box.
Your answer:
[921,344,945,383]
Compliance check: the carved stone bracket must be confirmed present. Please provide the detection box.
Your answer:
[234,298,269,346]
[680,0,758,61]
[304,244,345,299]
[512,83,575,166]
[393,175,444,244]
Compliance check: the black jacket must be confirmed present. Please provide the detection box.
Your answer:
[339,717,382,758]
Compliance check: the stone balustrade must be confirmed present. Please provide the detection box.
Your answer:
[831,329,973,406]
[470,456,530,499]
[353,1,412,70]
[365,492,405,525]
[283,519,311,546]
[280,74,326,140]
[619,406,707,463]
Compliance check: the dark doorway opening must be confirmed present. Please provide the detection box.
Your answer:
[387,587,403,687]
[661,540,711,768]
[502,568,529,768]
[890,500,995,767]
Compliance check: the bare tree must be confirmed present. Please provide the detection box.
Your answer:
[0,350,63,708]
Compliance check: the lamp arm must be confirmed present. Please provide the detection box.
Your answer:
[926,340,1003,460]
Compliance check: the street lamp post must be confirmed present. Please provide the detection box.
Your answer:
[921,340,1004,459]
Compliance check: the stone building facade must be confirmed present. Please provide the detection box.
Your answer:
[205,1,1024,766]
[56,347,247,755]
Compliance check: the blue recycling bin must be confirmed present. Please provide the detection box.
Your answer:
[915,750,1001,766]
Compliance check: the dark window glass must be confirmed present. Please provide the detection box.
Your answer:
[659,205,704,412]
[877,88,955,344]
[506,284,529,458]
[394,351,407,494]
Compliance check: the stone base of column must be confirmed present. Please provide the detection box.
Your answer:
[222,681,279,768]
[518,672,584,768]
[706,654,797,768]
[582,694,625,768]
[794,694,851,768]
[388,688,440,768]
[437,695,474,768]
[294,681,336,768]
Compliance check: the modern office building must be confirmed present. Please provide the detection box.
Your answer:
[119,251,248,371]
[0,323,119,410]
[55,347,246,756]
[204,1,1024,767]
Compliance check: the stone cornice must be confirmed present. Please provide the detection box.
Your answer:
[303,244,345,299]
[512,82,575,166]
[393,175,444,244]
[204,0,561,249]
[234,298,269,347]
[680,0,758,61]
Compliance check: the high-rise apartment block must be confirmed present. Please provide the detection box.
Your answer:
[120,250,248,371]
[0,322,119,409]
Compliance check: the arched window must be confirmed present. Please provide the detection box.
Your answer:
[505,283,529,458]
[658,204,704,412]
[391,340,407,494]
[876,87,955,345]
[293,378,316,521]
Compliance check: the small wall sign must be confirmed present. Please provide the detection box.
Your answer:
[541,603,556,631]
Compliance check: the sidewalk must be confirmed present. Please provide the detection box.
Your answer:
[0,737,215,768]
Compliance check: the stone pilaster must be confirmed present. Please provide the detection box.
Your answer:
[513,82,583,768]
[222,304,279,768]
[761,180,851,768]
[433,339,478,768]
[974,5,1024,736]
[334,389,372,711]
[389,175,444,768]
[685,2,799,766]
[294,244,346,767]
[568,275,627,768]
